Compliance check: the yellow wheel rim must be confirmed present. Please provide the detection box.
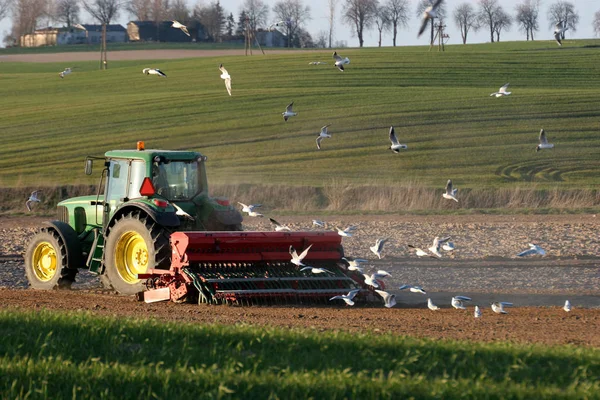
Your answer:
[114,231,149,284]
[32,241,58,282]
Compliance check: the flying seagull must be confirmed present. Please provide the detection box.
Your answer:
[375,289,397,308]
[312,219,325,228]
[399,284,427,295]
[335,226,356,237]
[171,20,190,36]
[300,266,334,275]
[517,243,546,257]
[268,20,287,31]
[269,217,291,232]
[238,202,263,217]
[474,305,482,318]
[442,241,455,252]
[491,301,512,314]
[59,67,72,78]
[219,64,232,96]
[418,0,444,37]
[143,68,167,77]
[329,289,361,306]
[427,298,440,310]
[332,51,350,71]
[554,20,568,46]
[388,126,408,153]
[26,190,42,211]
[490,83,511,97]
[172,203,195,221]
[442,179,458,203]
[451,295,471,310]
[370,238,388,259]
[407,244,434,258]
[282,102,297,121]
[316,125,332,150]
[362,273,380,288]
[290,244,313,267]
[563,300,572,312]
[341,257,369,272]
[429,236,451,258]
[536,129,554,152]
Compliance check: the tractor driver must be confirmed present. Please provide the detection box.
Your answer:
[152,163,170,198]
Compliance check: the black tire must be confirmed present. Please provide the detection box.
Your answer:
[25,228,76,290]
[102,211,171,295]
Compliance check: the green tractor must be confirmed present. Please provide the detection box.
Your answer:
[25,142,243,295]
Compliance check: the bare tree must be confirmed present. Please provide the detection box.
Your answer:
[315,29,327,47]
[343,0,378,48]
[384,0,408,46]
[272,0,310,48]
[547,1,579,39]
[126,0,150,20]
[416,0,446,45]
[242,0,268,32]
[327,0,337,48]
[453,2,478,44]
[82,0,121,24]
[54,0,80,26]
[594,10,600,37]
[373,5,389,47]
[0,0,13,22]
[194,1,226,41]
[11,0,48,41]
[515,0,540,40]
[492,7,511,42]
[477,0,499,42]
[169,0,189,22]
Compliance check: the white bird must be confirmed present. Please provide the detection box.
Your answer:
[219,64,232,96]
[316,125,331,150]
[372,270,392,279]
[332,51,350,71]
[143,68,167,77]
[553,20,568,46]
[268,20,287,31]
[451,295,471,310]
[491,301,512,314]
[399,284,427,295]
[308,61,327,65]
[370,238,387,259]
[335,226,356,237]
[341,257,368,272]
[171,20,190,36]
[172,203,195,221]
[300,266,334,275]
[388,126,408,153]
[427,298,440,310]
[474,305,482,318]
[563,300,572,312]
[26,190,42,211]
[362,273,380,288]
[375,290,397,308]
[442,179,458,203]
[536,129,554,152]
[290,244,313,267]
[428,236,451,258]
[517,243,546,257]
[269,217,291,232]
[282,102,297,121]
[442,242,455,251]
[238,202,261,214]
[59,67,72,78]
[407,244,432,258]
[329,289,361,306]
[312,219,325,228]
[418,0,444,37]
[490,83,511,97]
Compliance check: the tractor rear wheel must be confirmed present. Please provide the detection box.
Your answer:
[103,212,171,295]
[25,228,76,290]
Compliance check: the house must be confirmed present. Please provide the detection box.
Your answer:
[19,24,126,47]
[127,21,207,42]
[254,29,287,48]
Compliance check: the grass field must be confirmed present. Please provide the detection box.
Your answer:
[1,40,599,211]
[1,309,598,399]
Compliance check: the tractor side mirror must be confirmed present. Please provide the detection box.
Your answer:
[85,158,93,175]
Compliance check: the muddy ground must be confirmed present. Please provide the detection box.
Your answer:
[1,214,598,347]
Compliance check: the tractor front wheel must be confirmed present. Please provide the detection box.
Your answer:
[103,212,171,295]
[25,228,76,290]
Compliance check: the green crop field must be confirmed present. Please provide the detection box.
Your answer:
[1,309,598,399]
[1,40,599,210]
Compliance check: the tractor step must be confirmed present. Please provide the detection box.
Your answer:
[86,229,105,274]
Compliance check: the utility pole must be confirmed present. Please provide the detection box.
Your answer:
[430,22,446,52]
[244,15,264,56]
[100,23,108,69]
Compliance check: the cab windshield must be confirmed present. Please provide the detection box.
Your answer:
[151,160,205,201]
